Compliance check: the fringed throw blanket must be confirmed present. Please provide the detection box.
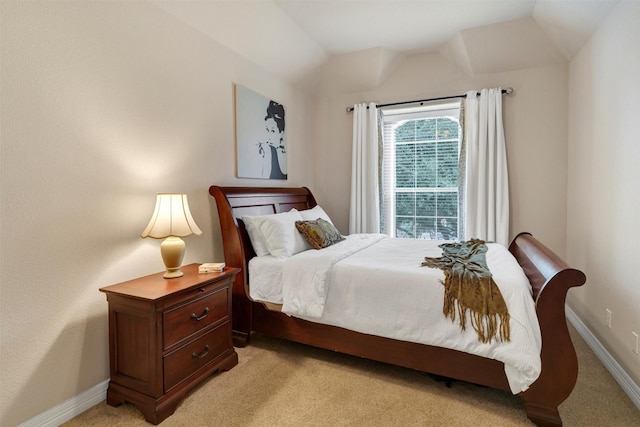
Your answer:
[422,239,510,344]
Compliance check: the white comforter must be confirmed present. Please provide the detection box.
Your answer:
[253,235,542,393]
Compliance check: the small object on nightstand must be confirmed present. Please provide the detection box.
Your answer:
[199,262,225,273]
[99,264,240,424]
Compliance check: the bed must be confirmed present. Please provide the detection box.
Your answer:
[209,185,586,426]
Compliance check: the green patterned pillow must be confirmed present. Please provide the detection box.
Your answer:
[295,218,345,250]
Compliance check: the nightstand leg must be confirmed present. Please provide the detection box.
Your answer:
[106,387,125,407]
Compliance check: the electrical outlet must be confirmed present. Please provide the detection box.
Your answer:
[605,309,612,328]
[633,332,639,355]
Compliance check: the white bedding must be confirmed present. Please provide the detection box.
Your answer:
[249,235,542,394]
[248,255,285,304]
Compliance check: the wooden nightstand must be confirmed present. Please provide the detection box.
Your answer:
[99,264,240,424]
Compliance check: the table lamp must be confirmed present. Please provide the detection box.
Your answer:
[141,193,202,278]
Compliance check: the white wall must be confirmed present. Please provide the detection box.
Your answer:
[313,52,570,256]
[0,2,314,425]
[566,0,640,385]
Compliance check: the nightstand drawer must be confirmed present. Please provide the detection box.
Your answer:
[163,324,229,392]
[163,287,229,350]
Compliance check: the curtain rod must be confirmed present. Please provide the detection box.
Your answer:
[346,87,513,112]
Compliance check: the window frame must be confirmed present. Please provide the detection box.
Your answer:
[381,102,462,239]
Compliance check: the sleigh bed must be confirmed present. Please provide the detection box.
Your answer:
[209,185,586,426]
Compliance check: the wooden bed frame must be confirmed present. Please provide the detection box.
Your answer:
[209,185,586,426]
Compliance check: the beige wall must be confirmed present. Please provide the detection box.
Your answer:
[0,2,314,425]
[566,0,640,385]
[313,53,570,256]
[2,1,638,425]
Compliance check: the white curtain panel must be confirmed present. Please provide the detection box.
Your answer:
[349,103,380,234]
[463,89,509,246]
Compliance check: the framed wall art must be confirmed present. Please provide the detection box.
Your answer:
[234,84,287,180]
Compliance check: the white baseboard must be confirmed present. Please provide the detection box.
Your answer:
[18,309,640,425]
[17,379,108,427]
[566,305,640,409]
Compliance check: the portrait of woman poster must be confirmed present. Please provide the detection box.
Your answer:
[235,85,287,180]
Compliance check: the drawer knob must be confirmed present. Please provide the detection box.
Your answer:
[192,344,210,359]
[190,307,209,321]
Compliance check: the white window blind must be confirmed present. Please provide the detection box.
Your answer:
[381,102,462,239]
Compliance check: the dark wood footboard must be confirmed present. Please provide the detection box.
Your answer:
[209,185,586,426]
[509,233,587,426]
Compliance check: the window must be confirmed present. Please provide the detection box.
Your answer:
[381,102,461,240]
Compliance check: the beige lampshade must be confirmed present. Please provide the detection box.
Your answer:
[141,193,202,279]
[141,193,202,239]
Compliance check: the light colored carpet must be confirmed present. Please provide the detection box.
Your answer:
[64,326,639,426]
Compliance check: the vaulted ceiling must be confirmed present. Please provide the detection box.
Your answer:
[152,0,619,91]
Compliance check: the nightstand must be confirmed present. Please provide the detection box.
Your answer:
[99,264,240,424]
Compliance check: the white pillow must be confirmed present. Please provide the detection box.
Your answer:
[242,216,271,257]
[243,210,308,258]
[298,205,334,224]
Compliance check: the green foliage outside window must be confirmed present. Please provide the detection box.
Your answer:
[393,117,460,240]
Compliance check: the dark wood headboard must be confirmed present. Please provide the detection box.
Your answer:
[209,186,317,271]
